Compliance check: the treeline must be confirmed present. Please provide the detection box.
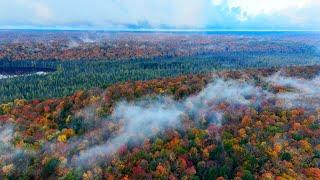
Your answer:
[1,31,318,61]
[0,52,319,103]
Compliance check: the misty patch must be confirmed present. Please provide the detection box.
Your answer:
[79,34,95,43]
[71,78,271,166]
[75,97,184,166]
[0,124,31,175]
[187,79,267,105]
[0,125,14,151]
[266,72,320,109]
[66,40,80,49]
[185,78,271,125]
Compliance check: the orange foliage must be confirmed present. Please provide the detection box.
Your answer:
[304,168,320,179]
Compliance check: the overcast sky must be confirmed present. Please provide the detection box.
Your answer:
[0,0,319,30]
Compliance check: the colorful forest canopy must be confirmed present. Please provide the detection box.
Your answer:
[1,65,320,179]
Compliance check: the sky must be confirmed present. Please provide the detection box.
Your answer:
[0,0,319,30]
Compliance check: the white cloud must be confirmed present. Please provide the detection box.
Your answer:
[229,0,310,16]
[211,0,224,6]
[212,0,315,22]
[88,0,208,28]
[32,2,53,21]
[0,0,319,29]
[13,0,53,23]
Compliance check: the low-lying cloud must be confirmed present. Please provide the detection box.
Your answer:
[267,72,320,109]
[0,124,31,174]
[4,72,320,169]
[74,78,269,165]
[75,73,320,165]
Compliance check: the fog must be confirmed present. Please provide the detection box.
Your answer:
[4,72,320,169]
[74,78,269,165]
[267,72,320,108]
[0,124,31,174]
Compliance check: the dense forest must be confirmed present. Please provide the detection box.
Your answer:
[1,31,319,61]
[1,51,320,103]
[1,31,320,179]
[1,65,320,179]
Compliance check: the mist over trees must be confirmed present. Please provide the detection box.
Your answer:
[1,65,320,179]
[1,32,320,179]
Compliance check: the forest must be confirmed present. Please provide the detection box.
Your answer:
[1,31,318,61]
[1,65,320,179]
[1,31,320,179]
[2,0,320,176]
[1,51,320,103]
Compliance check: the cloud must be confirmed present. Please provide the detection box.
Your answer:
[211,0,320,28]
[215,0,311,20]
[211,0,224,6]
[31,1,53,21]
[0,124,32,174]
[71,74,320,166]
[39,0,209,28]
[74,78,269,165]
[0,0,53,25]
[266,73,320,109]
[76,98,184,165]
[16,0,53,22]
[0,0,319,30]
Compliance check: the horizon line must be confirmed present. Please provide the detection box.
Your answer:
[0,26,320,32]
